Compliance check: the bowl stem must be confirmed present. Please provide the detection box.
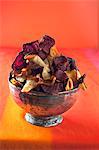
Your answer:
[25,113,63,127]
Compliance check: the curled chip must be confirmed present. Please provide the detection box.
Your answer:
[10,78,18,85]
[65,78,73,91]
[21,79,38,92]
[76,70,87,90]
[10,78,22,87]
[65,69,77,82]
[21,68,29,76]
[44,58,50,66]
[22,68,27,72]
[51,76,56,85]
[16,76,26,82]
[25,54,51,80]
[79,83,87,90]
[25,54,49,69]
[42,66,51,80]
[76,70,81,79]
[50,46,59,58]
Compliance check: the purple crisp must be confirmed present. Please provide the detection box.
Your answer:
[12,52,27,71]
[39,35,55,54]
[23,40,39,54]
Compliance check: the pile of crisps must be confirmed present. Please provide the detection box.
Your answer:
[10,35,87,94]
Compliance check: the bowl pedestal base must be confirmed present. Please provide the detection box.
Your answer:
[25,113,63,127]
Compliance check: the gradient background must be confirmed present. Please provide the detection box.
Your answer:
[0,0,98,49]
[0,0,99,150]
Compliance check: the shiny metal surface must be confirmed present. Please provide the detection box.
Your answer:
[9,79,79,127]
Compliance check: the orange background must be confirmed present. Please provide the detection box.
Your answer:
[0,47,99,150]
[0,0,98,48]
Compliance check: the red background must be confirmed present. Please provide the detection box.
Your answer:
[0,0,98,48]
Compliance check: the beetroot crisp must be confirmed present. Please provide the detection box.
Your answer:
[10,35,87,94]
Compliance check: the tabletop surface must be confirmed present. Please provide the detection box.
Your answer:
[0,47,99,150]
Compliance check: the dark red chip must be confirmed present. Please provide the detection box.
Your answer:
[53,56,67,66]
[38,50,48,60]
[31,65,43,76]
[41,81,65,94]
[51,82,65,93]
[55,69,68,82]
[27,62,43,76]
[12,52,27,71]
[39,35,55,54]
[40,84,51,94]
[23,40,39,54]
[31,85,44,92]
[57,62,68,71]
[52,56,68,73]
[50,65,55,74]
[27,61,35,69]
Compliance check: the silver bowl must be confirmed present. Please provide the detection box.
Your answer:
[9,79,78,127]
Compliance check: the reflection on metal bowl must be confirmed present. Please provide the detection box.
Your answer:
[9,79,78,127]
